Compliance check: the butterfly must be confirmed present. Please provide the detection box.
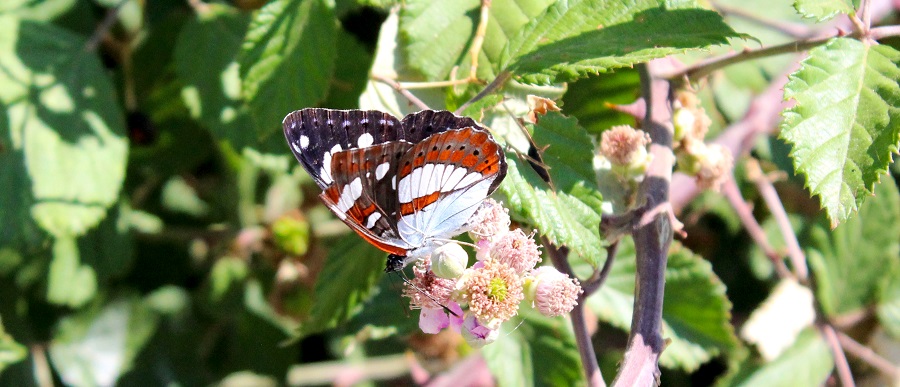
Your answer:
[283,109,507,272]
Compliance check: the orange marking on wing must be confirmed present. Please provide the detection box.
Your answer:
[354,228,408,256]
[399,191,441,215]
[462,155,478,168]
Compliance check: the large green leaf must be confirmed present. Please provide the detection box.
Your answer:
[587,241,737,371]
[0,17,128,240]
[239,0,336,137]
[501,3,743,84]
[722,328,833,387]
[499,112,606,267]
[296,235,385,337]
[481,309,583,387]
[793,0,854,21]
[805,175,900,317]
[398,0,554,81]
[780,38,900,227]
[175,4,256,150]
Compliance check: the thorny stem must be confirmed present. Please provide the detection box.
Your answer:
[720,178,794,280]
[837,331,900,379]
[582,241,619,296]
[612,61,675,387]
[746,159,809,281]
[544,241,606,387]
[370,74,431,111]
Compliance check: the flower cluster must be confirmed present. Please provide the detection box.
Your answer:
[672,91,734,191]
[598,125,653,182]
[402,199,583,347]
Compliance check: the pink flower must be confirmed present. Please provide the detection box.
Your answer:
[490,229,542,274]
[419,302,464,334]
[456,260,524,328]
[461,315,499,347]
[467,199,510,241]
[530,267,582,317]
[403,259,455,310]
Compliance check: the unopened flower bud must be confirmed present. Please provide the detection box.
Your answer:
[695,144,733,191]
[491,229,541,274]
[599,125,652,181]
[529,266,582,317]
[467,199,511,241]
[431,242,468,279]
[461,315,500,348]
[673,107,695,143]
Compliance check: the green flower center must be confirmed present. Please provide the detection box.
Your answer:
[487,277,508,301]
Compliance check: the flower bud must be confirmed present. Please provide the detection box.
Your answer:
[599,125,652,181]
[467,199,511,242]
[491,229,541,274]
[530,266,582,317]
[461,315,500,348]
[431,242,468,279]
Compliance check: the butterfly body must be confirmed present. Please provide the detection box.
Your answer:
[283,109,506,270]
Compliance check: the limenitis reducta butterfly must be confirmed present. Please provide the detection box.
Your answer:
[283,109,507,272]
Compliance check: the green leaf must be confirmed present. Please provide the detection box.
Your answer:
[0,317,26,374]
[722,328,833,387]
[793,0,854,21]
[174,4,256,150]
[877,264,900,338]
[499,112,606,267]
[481,309,583,387]
[806,175,900,317]
[0,17,128,239]
[399,0,554,81]
[50,295,159,386]
[562,69,641,135]
[0,0,78,21]
[321,30,371,109]
[295,235,385,337]
[501,5,744,83]
[587,241,737,371]
[240,0,336,137]
[47,237,97,307]
[780,38,900,227]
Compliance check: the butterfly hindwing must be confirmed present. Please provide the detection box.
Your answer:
[395,127,506,246]
[319,141,414,254]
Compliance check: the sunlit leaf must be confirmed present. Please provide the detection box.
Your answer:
[721,328,833,387]
[780,38,900,226]
[240,0,336,137]
[0,17,128,239]
[501,3,744,84]
[0,318,26,374]
[793,0,854,21]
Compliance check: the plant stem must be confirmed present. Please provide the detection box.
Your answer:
[455,71,511,115]
[836,331,900,379]
[582,240,619,296]
[721,178,794,280]
[821,324,856,387]
[612,61,675,387]
[545,242,606,387]
[370,74,431,111]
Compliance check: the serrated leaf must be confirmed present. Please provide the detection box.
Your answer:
[793,0,854,21]
[562,68,641,135]
[722,328,833,387]
[0,17,128,239]
[586,241,737,371]
[399,0,554,81]
[295,235,385,337]
[240,0,336,137]
[780,38,900,226]
[481,309,583,387]
[498,112,606,266]
[50,295,158,386]
[174,4,256,150]
[0,318,26,374]
[806,175,900,317]
[501,4,744,84]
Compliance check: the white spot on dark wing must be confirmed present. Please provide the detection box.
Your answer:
[331,144,342,154]
[299,135,309,149]
[375,163,390,180]
[357,133,374,148]
[321,152,334,184]
[366,212,382,228]
[291,143,303,154]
